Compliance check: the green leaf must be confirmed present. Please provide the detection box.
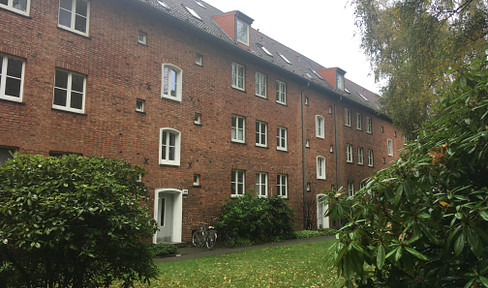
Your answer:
[376,245,385,269]
[394,246,403,262]
[479,276,488,287]
[480,211,488,221]
[405,247,428,261]
[454,232,465,256]
[466,228,483,257]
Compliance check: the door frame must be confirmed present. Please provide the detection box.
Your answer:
[153,188,183,243]
[316,193,330,229]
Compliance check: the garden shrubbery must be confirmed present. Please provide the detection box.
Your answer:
[0,154,158,288]
[219,193,294,243]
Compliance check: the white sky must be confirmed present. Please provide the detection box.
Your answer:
[204,0,382,94]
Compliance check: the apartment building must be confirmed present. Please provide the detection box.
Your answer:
[0,0,404,242]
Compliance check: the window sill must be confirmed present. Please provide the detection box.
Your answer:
[231,140,246,145]
[255,94,267,100]
[57,26,91,39]
[231,86,246,93]
[277,148,288,152]
[0,98,25,105]
[51,107,87,116]
[276,101,287,107]
[0,6,31,18]
[255,145,268,149]
[161,95,182,103]
[159,162,180,167]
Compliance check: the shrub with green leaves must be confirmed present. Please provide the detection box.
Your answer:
[219,194,294,243]
[0,154,158,288]
[325,56,488,287]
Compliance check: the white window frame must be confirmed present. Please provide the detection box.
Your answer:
[277,174,288,198]
[256,172,268,198]
[58,0,90,36]
[356,113,362,130]
[0,0,30,15]
[387,139,393,156]
[315,115,325,139]
[336,73,344,90]
[255,71,267,98]
[366,116,372,134]
[231,169,245,197]
[159,128,181,166]
[138,31,147,45]
[231,115,245,143]
[0,54,25,103]
[276,80,287,105]
[135,98,145,112]
[346,144,353,163]
[347,181,354,196]
[368,149,374,167]
[255,120,267,147]
[232,62,245,91]
[357,147,364,165]
[235,19,249,46]
[161,64,183,102]
[316,156,326,180]
[344,108,351,127]
[277,126,288,152]
[52,69,86,114]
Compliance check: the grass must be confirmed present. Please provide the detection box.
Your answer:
[145,239,341,287]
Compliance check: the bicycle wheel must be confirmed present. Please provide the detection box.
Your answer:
[206,230,217,250]
[223,230,236,248]
[192,230,204,247]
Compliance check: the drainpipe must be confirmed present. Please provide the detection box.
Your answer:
[301,81,311,230]
[334,94,343,227]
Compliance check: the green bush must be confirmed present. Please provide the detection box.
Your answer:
[219,194,294,243]
[146,243,177,257]
[326,56,488,287]
[0,154,158,288]
[295,230,322,239]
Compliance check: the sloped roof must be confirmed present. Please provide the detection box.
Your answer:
[131,0,382,112]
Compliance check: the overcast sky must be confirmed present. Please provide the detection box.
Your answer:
[204,0,382,94]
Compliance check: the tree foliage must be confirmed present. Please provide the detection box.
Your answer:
[325,56,488,287]
[0,154,158,288]
[352,0,488,135]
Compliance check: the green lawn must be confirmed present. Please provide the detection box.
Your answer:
[147,239,341,287]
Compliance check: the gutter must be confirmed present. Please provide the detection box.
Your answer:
[300,80,311,230]
[334,94,343,227]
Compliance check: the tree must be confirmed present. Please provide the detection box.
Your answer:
[0,154,158,288]
[352,0,488,136]
[325,56,488,287]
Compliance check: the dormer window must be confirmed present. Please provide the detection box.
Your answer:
[336,73,344,90]
[236,19,249,46]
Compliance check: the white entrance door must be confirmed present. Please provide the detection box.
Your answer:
[316,194,330,229]
[153,189,182,243]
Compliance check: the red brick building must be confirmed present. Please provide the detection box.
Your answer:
[0,0,404,242]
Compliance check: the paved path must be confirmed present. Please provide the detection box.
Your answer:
[154,235,334,263]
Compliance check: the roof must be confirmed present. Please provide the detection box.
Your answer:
[131,0,383,112]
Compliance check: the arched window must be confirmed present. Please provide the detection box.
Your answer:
[162,64,183,102]
[159,128,181,166]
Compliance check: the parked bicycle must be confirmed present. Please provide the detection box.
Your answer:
[192,222,217,249]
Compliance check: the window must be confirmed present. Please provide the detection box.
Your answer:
[236,19,249,45]
[195,54,203,66]
[53,69,86,113]
[381,126,385,133]
[231,170,245,197]
[159,128,181,166]
[278,53,292,65]
[366,116,372,134]
[347,181,354,196]
[256,172,268,197]
[336,73,344,90]
[344,108,351,127]
[276,80,286,105]
[356,113,362,130]
[138,31,147,44]
[183,5,202,20]
[306,139,310,148]
[0,0,30,15]
[193,174,201,186]
[387,139,393,156]
[305,96,309,106]
[315,115,325,138]
[0,54,24,102]
[58,0,90,35]
[277,174,288,198]
[136,99,145,112]
[255,121,267,147]
[231,115,245,143]
[231,63,245,91]
[162,64,182,102]
[255,71,267,98]
[357,147,364,165]
[316,156,326,180]
[194,113,202,125]
[277,126,287,151]
[346,144,353,163]
[0,146,17,165]
[368,149,374,167]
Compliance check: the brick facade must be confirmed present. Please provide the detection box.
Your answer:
[0,0,404,242]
